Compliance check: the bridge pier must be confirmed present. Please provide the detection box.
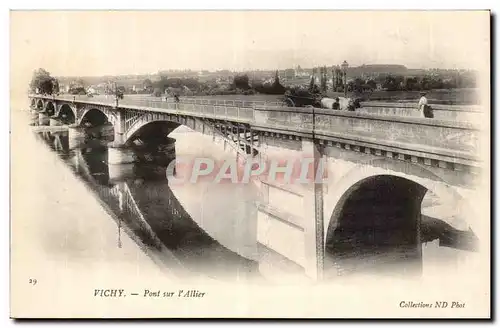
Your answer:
[107,144,137,183]
[49,117,62,126]
[29,110,39,123]
[301,140,325,280]
[255,139,326,281]
[68,125,87,149]
[38,113,49,126]
[107,145,137,165]
[113,110,125,146]
[155,140,176,166]
[108,162,135,183]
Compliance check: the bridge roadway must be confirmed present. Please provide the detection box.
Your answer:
[31,93,481,169]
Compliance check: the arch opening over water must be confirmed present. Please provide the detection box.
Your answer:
[81,108,110,127]
[45,101,55,116]
[325,174,427,273]
[79,108,115,142]
[59,104,76,125]
[36,100,43,110]
[126,120,181,146]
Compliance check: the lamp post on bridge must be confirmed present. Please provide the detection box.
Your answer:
[114,81,119,107]
[341,60,349,97]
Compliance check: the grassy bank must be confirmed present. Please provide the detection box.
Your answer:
[181,88,479,105]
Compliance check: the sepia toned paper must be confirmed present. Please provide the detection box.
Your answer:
[10,10,491,319]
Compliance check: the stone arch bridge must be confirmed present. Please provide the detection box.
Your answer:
[29,94,486,280]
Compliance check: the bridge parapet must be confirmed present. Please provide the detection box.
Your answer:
[359,101,484,121]
[361,101,482,112]
[29,94,483,168]
[179,97,282,108]
[253,106,481,167]
[117,98,255,123]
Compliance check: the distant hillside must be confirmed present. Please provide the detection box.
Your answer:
[56,74,155,87]
[54,64,477,89]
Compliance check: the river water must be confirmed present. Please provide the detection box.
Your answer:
[11,99,485,287]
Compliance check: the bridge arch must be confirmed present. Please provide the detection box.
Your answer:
[36,99,44,111]
[325,174,427,258]
[44,101,56,116]
[30,98,36,108]
[124,120,181,145]
[57,103,76,125]
[323,157,471,258]
[78,107,116,127]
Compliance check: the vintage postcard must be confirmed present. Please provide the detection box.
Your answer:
[10,10,491,318]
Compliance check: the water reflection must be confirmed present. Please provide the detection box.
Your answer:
[35,130,262,282]
[33,123,478,283]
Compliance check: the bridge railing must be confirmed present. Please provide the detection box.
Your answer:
[173,96,283,108]
[29,94,284,109]
[253,106,482,165]
[73,95,259,123]
[30,94,483,165]
[29,93,481,111]
[358,101,484,121]
[360,101,482,112]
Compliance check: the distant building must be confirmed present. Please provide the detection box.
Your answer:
[294,65,309,78]
[59,84,70,93]
[332,65,343,91]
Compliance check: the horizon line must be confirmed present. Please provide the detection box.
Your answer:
[52,64,477,79]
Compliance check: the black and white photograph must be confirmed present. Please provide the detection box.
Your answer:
[9,9,491,318]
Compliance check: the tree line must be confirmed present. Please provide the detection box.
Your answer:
[29,69,60,94]
[30,67,478,97]
[363,73,476,93]
[141,70,286,97]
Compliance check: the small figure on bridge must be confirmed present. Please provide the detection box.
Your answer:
[418,92,434,118]
[333,97,340,110]
[174,94,180,103]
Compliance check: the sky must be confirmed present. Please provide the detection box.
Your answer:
[10,10,490,92]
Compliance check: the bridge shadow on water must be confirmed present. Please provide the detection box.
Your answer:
[35,130,263,283]
[34,126,479,283]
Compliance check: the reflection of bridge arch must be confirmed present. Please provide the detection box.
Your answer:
[68,145,260,280]
[53,133,68,152]
[38,131,55,144]
[124,178,259,279]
